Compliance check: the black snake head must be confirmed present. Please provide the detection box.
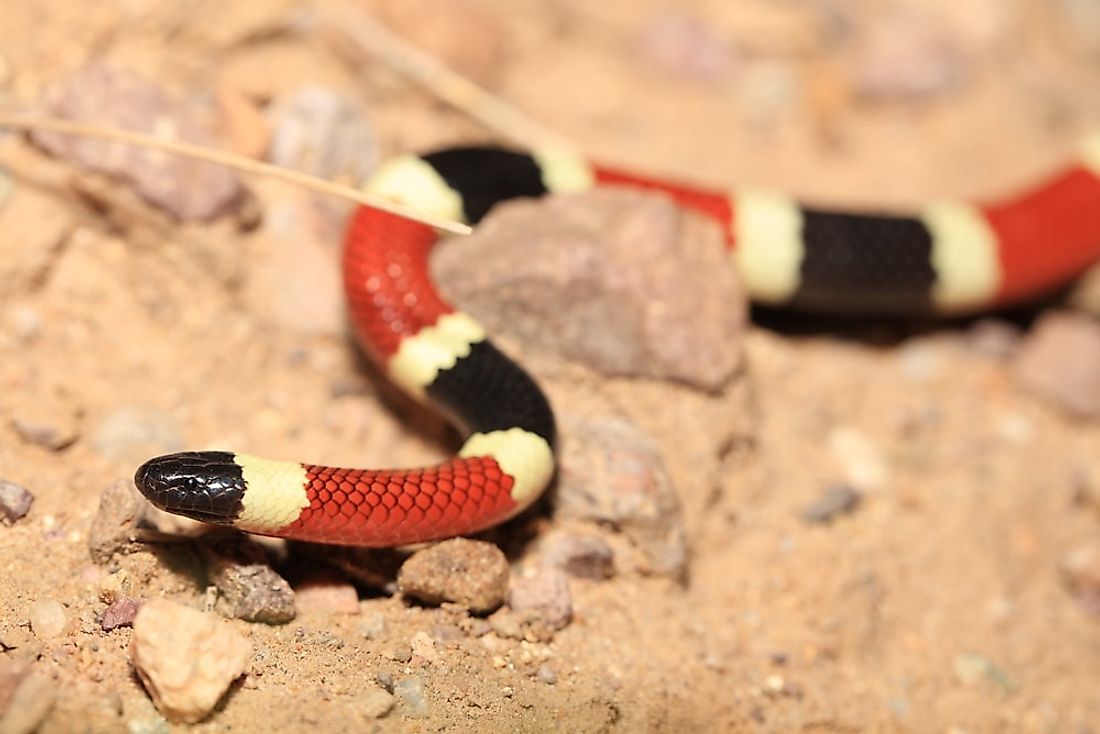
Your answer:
[134,451,246,525]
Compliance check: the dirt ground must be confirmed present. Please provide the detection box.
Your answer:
[2,1,1100,732]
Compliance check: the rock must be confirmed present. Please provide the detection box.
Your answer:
[1062,539,1100,616]
[87,479,153,562]
[952,652,1015,693]
[358,610,386,640]
[540,532,615,580]
[434,189,745,391]
[827,427,889,491]
[502,566,573,642]
[27,600,67,640]
[409,631,436,662]
[848,11,965,100]
[556,417,687,579]
[9,395,80,450]
[964,319,1021,360]
[392,676,428,717]
[33,62,244,221]
[0,662,56,734]
[1014,312,1100,417]
[536,664,557,685]
[199,540,296,624]
[130,599,252,723]
[292,575,359,615]
[0,188,73,299]
[637,10,735,83]
[101,597,143,631]
[800,485,862,524]
[355,687,395,720]
[267,86,376,183]
[90,406,184,466]
[397,539,510,613]
[0,480,33,523]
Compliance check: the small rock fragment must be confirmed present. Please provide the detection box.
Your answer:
[827,427,889,491]
[358,610,386,640]
[34,62,244,221]
[0,480,34,523]
[130,599,252,723]
[397,539,509,613]
[90,406,184,466]
[409,631,437,662]
[0,661,56,734]
[535,664,557,685]
[801,485,862,524]
[355,687,395,720]
[965,319,1021,360]
[637,10,735,83]
[392,677,428,717]
[200,540,296,624]
[541,532,615,580]
[101,597,143,631]
[87,480,150,562]
[267,86,377,182]
[292,575,359,615]
[1014,312,1100,417]
[557,417,687,579]
[10,398,80,451]
[501,567,573,641]
[1062,539,1100,616]
[27,600,67,639]
[848,11,965,100]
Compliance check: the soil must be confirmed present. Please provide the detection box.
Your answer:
[2,1,1100,732]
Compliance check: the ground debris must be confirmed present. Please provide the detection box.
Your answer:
[397,538,509,613]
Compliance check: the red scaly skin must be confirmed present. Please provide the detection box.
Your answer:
[280,456,517,546]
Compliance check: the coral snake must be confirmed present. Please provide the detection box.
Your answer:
[135,138,1100,546]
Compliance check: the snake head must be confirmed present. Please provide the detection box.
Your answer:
[134,451,246,525]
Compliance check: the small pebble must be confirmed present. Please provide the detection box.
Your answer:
[504,567,573,641]
[965,319,1021,360]
[387,645,412,664]
[827,427,889,491]
[397,538,510,613]
[952,652,1015,693]
[86,479,149,563]
[801,485,862,524]
[0,480,34,523]
[355,687,395,720]
[267,86,377,182]
[1014,311,1100,417]
[409,631,437,662]
[358,610,386,640]
[90,406,184,465]
[101,597,143,631]
[130,600,252,723]
[375,671,394,692]
[292,575,359,615]
[393,677,428,717]
[200,540,296,624]
[541,532,615,580]
[535,664,557,685]
[27,599,67,639]
[10,400,80,450]
[637,10,735,83]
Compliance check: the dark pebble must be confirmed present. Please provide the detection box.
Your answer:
[0,480,34,523]
[801,485,862,524]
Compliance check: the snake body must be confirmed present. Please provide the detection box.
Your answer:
[135,139,1100,546]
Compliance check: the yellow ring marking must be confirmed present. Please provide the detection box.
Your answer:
[922,201,1000,311]
[388,312,487,397]
[233,454,310,533]
[458,428,555,507]
[363,154,466,223]
[1082,132,1100,177]
[533,148,596,194]
[731,188,804,303]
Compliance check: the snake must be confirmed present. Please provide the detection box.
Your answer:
[134,137,1100,546]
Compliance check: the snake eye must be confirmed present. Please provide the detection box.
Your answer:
[134,451,246,525]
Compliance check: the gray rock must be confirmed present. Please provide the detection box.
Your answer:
[540,532,615,580]
[500,566,573,642]
[801,485,862,524]
[556,417,687,579]
[397,538,509,613]
[1014,311,1100,417]
[0,480,33,523]
[536,663,557,685]
[392,677,428,717]
[87,479,150,563]
[33,62,244,221]
[434,189,745,391]
[90,406,183,466]
[199,540,296,624]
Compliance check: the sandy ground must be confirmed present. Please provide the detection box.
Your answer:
[2,1,1100,732]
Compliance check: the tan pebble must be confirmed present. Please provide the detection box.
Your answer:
[409,631,436,662]
[27,599,67,639]
[130,599,252,723]
[355,687,395,720]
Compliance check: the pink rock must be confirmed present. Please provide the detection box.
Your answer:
[1014,312,1100,417]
